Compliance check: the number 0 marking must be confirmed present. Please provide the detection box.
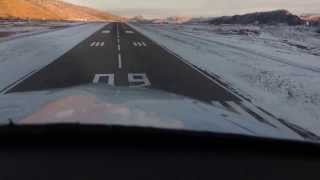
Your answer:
[128,73,151,87]
[93,74,115,86]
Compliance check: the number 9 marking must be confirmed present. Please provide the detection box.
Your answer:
[128,73,151,87]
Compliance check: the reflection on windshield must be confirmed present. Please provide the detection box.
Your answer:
[20,95,184,129]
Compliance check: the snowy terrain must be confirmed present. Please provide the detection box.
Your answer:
[0,22,107,93]
[0,20,85,42]
[131,23,320,135]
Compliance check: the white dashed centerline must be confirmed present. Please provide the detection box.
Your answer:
[118,53,122,69]
[116,24,122,69]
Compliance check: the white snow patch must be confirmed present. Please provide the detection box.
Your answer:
[130,23,320,135]
[0,22,107,92]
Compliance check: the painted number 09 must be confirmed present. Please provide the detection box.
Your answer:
[93,73,151,87]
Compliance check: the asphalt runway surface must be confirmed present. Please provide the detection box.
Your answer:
[5,22,320,140]
[7,22,239,103]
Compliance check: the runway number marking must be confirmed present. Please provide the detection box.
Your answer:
[93,74,115,86]
[92,73,151,87]
[133,41,147,47]
[128,73,151,87]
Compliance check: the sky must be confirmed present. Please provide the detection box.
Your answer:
[64,0,320,18]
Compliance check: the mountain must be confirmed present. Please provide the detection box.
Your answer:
[164,16,192,24]
[301,14,320,25]
[129,15,151,23]
[154,16,192,24]
[0,0,121,21]
[185,17,215,24]
[209,10,305,26]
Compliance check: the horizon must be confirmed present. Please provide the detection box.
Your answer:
[64,0,320,19]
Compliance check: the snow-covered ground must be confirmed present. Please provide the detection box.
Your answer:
[131,23,320,135]
[0,22,106,92]
[0,20,85,42]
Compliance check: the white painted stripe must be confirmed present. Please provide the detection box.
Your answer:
[118,54,122,69]
[95,42,100,47]
[142,42,147,46]
[125,30,134,34]
[102,30,110,34]
[133,42,137,46]
[1,69,39,94]
[128,73,151,87]
[93,74,115,86]
[137,42,142,47]
[90,42,96,47]
[118,44,121,51]
[211,101,226,110]
[240,101,275,123]
[100,42,105,47]
[226,102,255,120]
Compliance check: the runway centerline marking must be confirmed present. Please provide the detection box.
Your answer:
[118,53,122,69]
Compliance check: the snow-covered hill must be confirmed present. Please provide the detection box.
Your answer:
[208,10,305,26]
